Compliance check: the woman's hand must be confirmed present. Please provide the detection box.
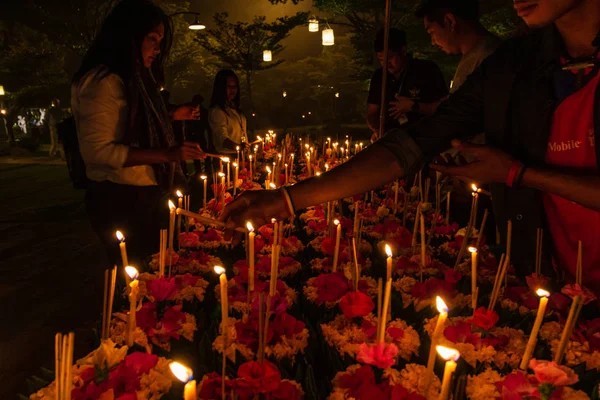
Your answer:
[166,141,206,162]
[172,104,201,121]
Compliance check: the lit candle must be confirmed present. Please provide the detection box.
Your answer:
[214,266,228,327]
[520,288,550,369]
[332,219,342,272]
[218,172,226,214]
[233,162,239,196]
[385,244,393,281]
[468,247,478,309]
[169,362,197,400]
[377,278,393,343]
[168,200,176,263]
[125,266,139,347]
[425,296,449,388]
[236,145,240,166]
[248,155,253,180]
[269,182,276,190]
[247,222,255,292]
[285,163,289,185]
[266,166,272,186]
[200,175,207,208]
[437,346,460,400]
[115,231,128,268]
[176,190,183,249]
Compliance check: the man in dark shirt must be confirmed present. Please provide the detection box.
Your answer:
[367,28,448,136]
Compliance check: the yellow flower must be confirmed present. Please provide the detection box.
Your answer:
[562,387,592,400]
[466,368,502,400]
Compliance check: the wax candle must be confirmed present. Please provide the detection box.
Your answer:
[425,296,449,386]
[169,362,197,400]
[214,266,228,326]
[285,163,289,185]
[115,231,128,268]
[218,172,226,214]
[176,190,183,249]
[437,346,460,400]
[200,175,207,208]
[266,166,272,184]
[469,247,478,309]
[377,278,393,343]
[236,145,240,166]
[247,222,255,292]
[520,288,550,369]
[168,200,176,260]
[554,295,583,363]
[332,219,342,272]
[125,266,139,346]
[248,155,253,181]
[233,162,239,196]
[385,244,393,281]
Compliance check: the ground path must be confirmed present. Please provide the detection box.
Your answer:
[0,158,108,399]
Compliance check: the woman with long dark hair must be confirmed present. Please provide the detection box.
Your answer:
[208,70,248,153]
[71,0,204,268]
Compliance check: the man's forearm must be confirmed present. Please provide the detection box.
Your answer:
[288,144,403,210]
[523,167,600,212]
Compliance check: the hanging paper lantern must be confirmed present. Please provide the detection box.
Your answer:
[308,19,319,32]
[322,29,334,46]
[263,50,272,62]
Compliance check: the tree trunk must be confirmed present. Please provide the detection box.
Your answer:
[5,113,16,146]
[245,72,254,112]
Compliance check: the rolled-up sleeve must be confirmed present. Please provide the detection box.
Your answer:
[208,108,229,152]
[77,74,130,168]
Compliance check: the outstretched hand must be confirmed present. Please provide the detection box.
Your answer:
[430,139,514,184]
[219,189,291,244]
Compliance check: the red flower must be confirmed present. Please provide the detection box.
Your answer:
[396,256,420,273]
[337,365,376,395]
[233,360,281,396]
[468,307,500,331]
[390,385,427,400]
[321,237,347,256]
[361,320,378,340]
[356,342,399,369]
[562,283,597,305]
[354,382,389,399]
[199,372,226,400]
[496,371,536,399]
[146,277,177,302]
[174,273,199,289]
[235,318,273,350]
[526,273,551,293]
[548,292,571,316]
[444,321,480,346]
[445,269,462,285]
[387,327,404,341]
[179,232,200,247]
[123,352,158,375]
[529,359,578,386]
[271,312,305,339]
[504,286,540,310]
[307,219,328,233]
[339,291,375,318]
[200,229,222,242]
[271,380,303,400]
[313,272,350,304]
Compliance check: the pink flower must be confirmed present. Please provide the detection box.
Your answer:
[562,283,597,305]
[529,359,578,386]
[356,342,399,369]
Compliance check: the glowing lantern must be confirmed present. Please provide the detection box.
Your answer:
[308,18,319,32]
[263,50,272,62]
[322,29,334,46]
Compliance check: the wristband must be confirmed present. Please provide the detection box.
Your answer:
[506,160,524,188]
[280,187,295,218]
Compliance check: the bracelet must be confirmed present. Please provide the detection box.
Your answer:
[513,164,527,189]
[506,160,524,188]
[280,186,295,218]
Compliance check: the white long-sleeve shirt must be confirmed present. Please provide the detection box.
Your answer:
[71,66,157,186]
[208,106,247,153]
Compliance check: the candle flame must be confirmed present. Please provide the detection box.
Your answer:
[200,175,207,180]
[218,172,225,178]
[249,155,253,160]
[269,182,276,189]
[278,153,282,159]
[214,265,226,275]
[325,164,329,170]
[125,266,139,280]
[271,218,277,224]
[436,296,449,313]
[169,362,193,382]
[266,166,272,173]
[471,184,478,192]
[168,200,175,210]
[284,163,288,167]
[334,219,340,225]
[327,137,331,141]
[176,190,183,198]
[305,144,309,149]
[291,153,295,158]
[236,146,240,151]
[268,130,274,134]
[316,172,321,176]
[310,147,314,151]
[115,230,125,242]
[468,246,477,253]
[536,288,550,297]
[246,222,254,232]
[385,244,392,258]
[221,157,230,163]
[257,136,262,141]
[233,162,238,167]
[436,345,460,361]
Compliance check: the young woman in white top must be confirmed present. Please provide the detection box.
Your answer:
[71,0,205,268]
[208,70,249,154]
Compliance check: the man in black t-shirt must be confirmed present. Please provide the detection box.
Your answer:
[367,28,448,137]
